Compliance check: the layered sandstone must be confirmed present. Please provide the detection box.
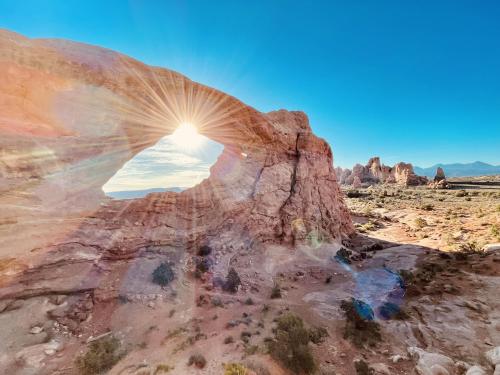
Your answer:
[0,30,353,267]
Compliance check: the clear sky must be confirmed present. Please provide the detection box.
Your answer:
[1,0,499,169]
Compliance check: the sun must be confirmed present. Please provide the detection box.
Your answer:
[170,122,205,151]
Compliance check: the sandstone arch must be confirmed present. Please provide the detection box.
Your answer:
[0,30,353,260]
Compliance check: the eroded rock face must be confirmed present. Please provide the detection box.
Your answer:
[0,30,353,265]
[337,157,428,187]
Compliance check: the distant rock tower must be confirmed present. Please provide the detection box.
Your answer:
[434,167,446,182]
[352,176,362,189]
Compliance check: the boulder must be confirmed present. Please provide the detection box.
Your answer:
[486,347,500,366]
[407,347,454,375]
[483,243,500,253]
[465,366,487,375]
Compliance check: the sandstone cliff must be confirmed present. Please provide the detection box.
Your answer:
[0,30,353,265]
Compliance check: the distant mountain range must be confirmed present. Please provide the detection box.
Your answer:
[106,187,184,199]
[414,162,500,178]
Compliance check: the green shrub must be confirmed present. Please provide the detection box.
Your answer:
[491,224,500,239]
[308,326,329,344]
[152,263,175,286]
[267,313,317,374]
[223,268,241,293]
[270,283,282,299]
[454,241,481,260]
[75,336,124,374]
[414,217,427,229]
[340,299,381,348]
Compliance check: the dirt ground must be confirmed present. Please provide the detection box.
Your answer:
[0,179,499,375]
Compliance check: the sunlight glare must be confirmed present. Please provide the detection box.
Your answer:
[170,122,204,151]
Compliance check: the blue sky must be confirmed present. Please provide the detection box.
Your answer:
[1,0,499,169]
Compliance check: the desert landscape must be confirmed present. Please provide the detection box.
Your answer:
[0,9,499,375]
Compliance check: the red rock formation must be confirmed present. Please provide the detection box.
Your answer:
[428,167,449,189]
[434,167,446,182]
[337,157,428,187]
[0,30,353,263]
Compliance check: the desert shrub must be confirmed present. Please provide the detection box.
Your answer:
[244,344,259,355]
[152,263,175,286]
[223,268,241,293]
[188,354,207,369]
[224,363,250,375]
[340,299,381,348]
[420,203,434,211]
[244,297,254,305]
[270,283,282,299]
[354,359,374,375]
[211,296,224,307]
[453,241,481,260]
[194,257,212,278]
[346,189,363,198]
[414,217,427,229]
[240,331,252,343]
[267,313,317,374]
[197,245,212,257]
[75,336,124,375]
[308,326,329,344]
[154,364,173,374]
[224,336,234,344]
[491,224,500,239]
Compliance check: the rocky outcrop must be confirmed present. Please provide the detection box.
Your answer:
[337,157,428,187]
[0,30,353,265]
[434,167,446,182]
[428,167,449,189]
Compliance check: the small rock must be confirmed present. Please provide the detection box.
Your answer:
[147,302,155,308]
[430,364,449,375]
[486,347,500,366]
[44,349,56,356]
[454,361,471,374]
[30,326,44,334]
[482,243,500,253]
[390,354,404,363]
[465,366,487,375]
[463,301,482,312]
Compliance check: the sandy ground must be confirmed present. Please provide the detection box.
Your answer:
[0,181,499,375]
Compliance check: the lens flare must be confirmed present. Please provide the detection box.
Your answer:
[170,122,205,151]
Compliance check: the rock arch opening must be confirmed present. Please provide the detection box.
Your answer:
[102,130,224,199]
